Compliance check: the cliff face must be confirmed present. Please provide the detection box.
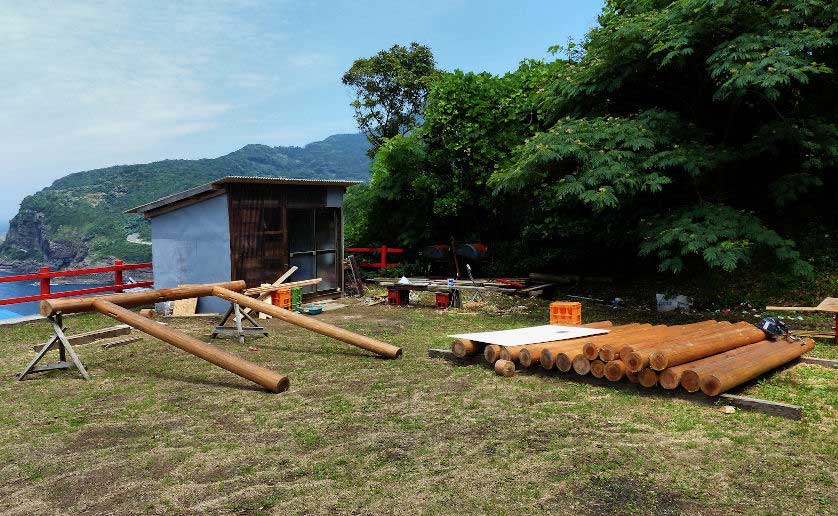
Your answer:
[1,208,90,269]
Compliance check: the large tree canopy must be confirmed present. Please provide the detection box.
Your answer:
[347,0,837,276]
[342,43,438,157]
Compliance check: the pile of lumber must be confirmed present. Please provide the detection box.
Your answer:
[455,320,815,396]
[370,277,552,297]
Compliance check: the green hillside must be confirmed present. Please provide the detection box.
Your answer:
[0,133,370,267]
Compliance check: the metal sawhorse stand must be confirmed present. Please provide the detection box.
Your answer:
[211,302,269,344]
[16,314,90,381]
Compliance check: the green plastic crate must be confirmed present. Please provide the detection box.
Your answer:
[291,287,302,310]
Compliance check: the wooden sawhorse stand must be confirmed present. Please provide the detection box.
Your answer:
[211,302,269,344]
[16,314,90,381]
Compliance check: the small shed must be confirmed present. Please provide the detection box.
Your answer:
[128,176,360,313]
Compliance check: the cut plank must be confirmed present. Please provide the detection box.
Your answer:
[101,335,143,349]
[172,296,198,316]
[32,325,131,352]
[242,266,298,315]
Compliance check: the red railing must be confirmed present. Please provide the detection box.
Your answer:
[0,260,153,306]
[346,246,404,269]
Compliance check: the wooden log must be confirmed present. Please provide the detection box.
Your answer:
[700,338,815,396]
[40,281,247,316]
[649,323,767,371]
[625,369,639,383]
[638,368,658,388]
[212,287,402,359]
[608,320,721,366]
[496,321,613,363]
[139,309,157,319]
[599,326,672,362]
[484,344,502,364]
[582,323,650,359]
[604,360,626,381]
[494,359,515,377]
[590,359,606,378]
[680,339,787,392]
[452,338,482,358]
[571,354,591,375]
[92,300,289,393]
[622,321,733,372]
[540,341,594,370]
[659,338,767,390]
[555,345,587,372]
[32,324,132,352]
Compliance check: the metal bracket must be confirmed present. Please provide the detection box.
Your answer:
[16,314,90,381]
[211,303,269,343]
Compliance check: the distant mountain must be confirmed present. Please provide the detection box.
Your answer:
[1,133,370,269]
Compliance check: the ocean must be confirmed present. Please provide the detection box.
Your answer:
[0,270,107,319]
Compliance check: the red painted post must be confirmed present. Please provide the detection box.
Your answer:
[114,259,124,293]
[380,245,388,269]
[39,267,51,296]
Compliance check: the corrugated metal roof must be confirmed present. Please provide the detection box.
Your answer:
[212,176,362,187]
[126,176,361,215]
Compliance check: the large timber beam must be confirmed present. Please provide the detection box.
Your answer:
[212,286,402,359]
[40,281,247,316]
[93,300,288,393]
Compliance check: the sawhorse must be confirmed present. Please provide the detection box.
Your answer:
[16,314,90,381]
[211,302,269,344]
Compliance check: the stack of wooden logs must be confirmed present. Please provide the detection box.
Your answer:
[452,320,815,396]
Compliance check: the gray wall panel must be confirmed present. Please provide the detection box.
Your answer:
[150,194,231,313]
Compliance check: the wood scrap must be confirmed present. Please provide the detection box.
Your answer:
[32,324,132,351]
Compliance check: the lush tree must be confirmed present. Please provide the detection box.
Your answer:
[349,0,837,276]
[342,43,438,156]
[490,0,837,275]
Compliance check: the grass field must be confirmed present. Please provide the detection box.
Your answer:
[0,294,836,515]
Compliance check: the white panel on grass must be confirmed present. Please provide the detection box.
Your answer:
[448,325,608,347]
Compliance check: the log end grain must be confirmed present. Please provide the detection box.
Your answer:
[540,350,556,370]
[519,349,534,368]
[649,350,668,371]
[590,359,606,378]
[701,374,723,396]
[494,359,516,377]
[452,338,475,358]
[583,342,599,360]
[625,369,639,383]
[498,347,512,362]
[484,345,501,364]
[680,370,701,392]
[638,368,658,388]
[625,351,646,373]
[604,360,626,382]
[572,355,591,375]
[658,368,680,390]
[556,353,573,373]
[599,345,618,363]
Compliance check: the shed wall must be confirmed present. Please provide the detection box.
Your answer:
[150,194,231,313]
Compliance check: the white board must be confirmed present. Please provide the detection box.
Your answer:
[448,325,608,347]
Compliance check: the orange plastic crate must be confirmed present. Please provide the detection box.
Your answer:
[550,301,582,325]
[271,289,292,310]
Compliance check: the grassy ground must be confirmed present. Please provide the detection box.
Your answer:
[0,294,836,515]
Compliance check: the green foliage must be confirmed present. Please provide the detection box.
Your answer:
[350,1,837,277]
[638,204,813,275]
[342,43,438,156]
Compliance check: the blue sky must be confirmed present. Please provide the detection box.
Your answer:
[0,0,604,224]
